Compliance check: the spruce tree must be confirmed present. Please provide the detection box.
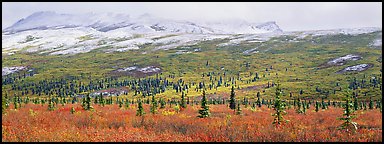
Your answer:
[4,93,9,109]
[72,96,76,104]
[296,98,303,114]
[257,97,261,107]
[136,99,145,116]
[198,90,210,118]
[181,92,187,108]
[272,81,288,126]
[150,94,157,114]
[353,95,359,111]
[81,97,86,108]
[119,99,123,108]
[13,95,18,109]
[17,96,22,108]
[94,94,98,104]
[60,97,65,106]
[321,98,326,110]
[236,103,242,115]
[160,98,166,109]
[70,107,76,114]
[364,102,367,110]
[229,86,236,110]
[252,102,256,109]
[100,94,105,107]
[25,96,30,104]
[48,95,55,111]
[83,93,93,111]
[125,99,130,109]
[369,97,374,110]
[338,88,357,132]
[315,101,319,112]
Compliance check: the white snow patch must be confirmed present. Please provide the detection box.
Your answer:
[287,27,381,40]
[243,47,260,55]
[344,64,370,71]
[217,33,279,47]
[117,66,138,72]
[327,54,361,65]
[2,66,26,76]
[371,39,382,47]
[175,50,191,54]
[138,66,161,73]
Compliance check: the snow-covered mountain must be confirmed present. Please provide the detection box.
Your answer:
[2,11,381,56]
[3,11,282,34]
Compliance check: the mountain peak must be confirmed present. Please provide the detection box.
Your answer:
[29,11,57,17]
[3,11,282,34]
[138,13,153,18]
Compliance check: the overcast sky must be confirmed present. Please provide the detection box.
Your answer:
[2,2,382,31]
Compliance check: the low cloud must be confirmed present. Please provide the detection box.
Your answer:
[2,2,382,31]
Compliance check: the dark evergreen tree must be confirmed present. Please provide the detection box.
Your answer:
[48,95,55,111]
[119,99,123,108]
[198,90,210,118]
[353,95,359,111]
[125,99,130,109]
[236,103,242,115]
[83,93,93,111]
[338,88,357,132]
[296,98,303,114]
[150,94,157,114]
[13,95,18,109]
[257,97,262,107]
[136,99,145,116]
[315,101,319,112]
[160,98,166,109]
[100,94,105,107]
[229,86,236,110]
[70,107,75,114]
[272,81,288,126]
[321,98,326,109]
[4,93,9,109]
[369,97,374,110]
[181,92,187,108]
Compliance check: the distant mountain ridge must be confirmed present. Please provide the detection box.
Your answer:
[3,11,283,34]
[2,11,381,56]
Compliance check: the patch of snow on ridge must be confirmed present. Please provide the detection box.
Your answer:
[336,63,373,74]
[138,66,160,73]
[371,39,382,47]
[327,54,362,65]
[290,27,381,39]
[118,66,138,72]
[345,64,369,71]
[2,66,26,76]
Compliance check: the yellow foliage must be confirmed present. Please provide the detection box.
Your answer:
[161,110,176,116]
[29,109,38,117]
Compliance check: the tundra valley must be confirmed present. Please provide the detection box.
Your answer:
[2,11,382,142]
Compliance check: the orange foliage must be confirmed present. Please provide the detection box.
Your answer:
[2,103,382,142]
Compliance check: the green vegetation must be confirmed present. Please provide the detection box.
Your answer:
[198,90,210,118]
[338,88,357,132]
[272,81,288,126]
[1,32,382,111]
[136,99,145,116]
